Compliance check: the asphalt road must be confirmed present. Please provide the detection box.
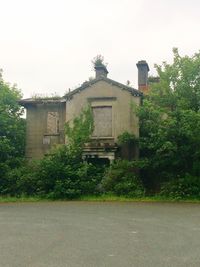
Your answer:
[0,201,200,267]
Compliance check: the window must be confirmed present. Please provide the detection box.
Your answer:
[47,112,59,134]
[92,106,112,137]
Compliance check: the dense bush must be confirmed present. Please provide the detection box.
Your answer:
[160,174,200,199]
[30,146,103,199]
[0,160,39,196]
[102,160,145,197]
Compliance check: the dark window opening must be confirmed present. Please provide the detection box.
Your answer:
[86,157,110,166]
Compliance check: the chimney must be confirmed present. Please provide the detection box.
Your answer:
[136,60,150,94]
[95,65,108,79]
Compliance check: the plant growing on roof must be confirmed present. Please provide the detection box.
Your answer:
[92,55,108,69]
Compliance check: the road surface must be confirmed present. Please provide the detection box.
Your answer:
[0,201,200,267]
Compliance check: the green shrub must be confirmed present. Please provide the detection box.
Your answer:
[16,161,41,196]
[117,131,137,145]
[0,158,26,196]
[102,160,145,197]
[160,174,200,199]
[15,145,103,199]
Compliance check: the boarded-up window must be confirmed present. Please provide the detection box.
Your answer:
[92,106,112,137]
[47,112,59,134]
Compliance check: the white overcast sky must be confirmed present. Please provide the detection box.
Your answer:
[0,0,200,98]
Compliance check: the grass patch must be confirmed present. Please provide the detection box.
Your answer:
[0,194,200,203]
[79,194,200,203]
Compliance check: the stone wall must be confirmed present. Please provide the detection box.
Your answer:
[66,80,140,141]
[25,102,66,159]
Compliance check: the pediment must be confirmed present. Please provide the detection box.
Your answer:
[64,77,142,100]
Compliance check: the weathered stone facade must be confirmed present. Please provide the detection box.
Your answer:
[21,100,66,159]
[20,60,149,161]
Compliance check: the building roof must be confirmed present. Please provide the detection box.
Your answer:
[19,97,65,106]
[19,76,142,106]
[64,76,142,99]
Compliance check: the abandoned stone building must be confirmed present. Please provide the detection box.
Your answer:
[20,60,150,162]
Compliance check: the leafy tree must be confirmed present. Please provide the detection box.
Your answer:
[138,49,200,191]
[0,71,25,194]
[150,48,200,112]
[0,71,25,159]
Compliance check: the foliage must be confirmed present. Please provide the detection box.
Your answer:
[0,70,25,194]
[102,160,145,197]
[92,55,107,69]
[28,146,102,199]
[117,131,137,145]
[138,48,200,190]
[0,71,25,159]
[160,174,200,199]
[31,93,61,100]
[65,106,94,154]
[151,48,200,112]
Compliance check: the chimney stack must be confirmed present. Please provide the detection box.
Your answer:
[95,65,108,79]
[136,60,149,94]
